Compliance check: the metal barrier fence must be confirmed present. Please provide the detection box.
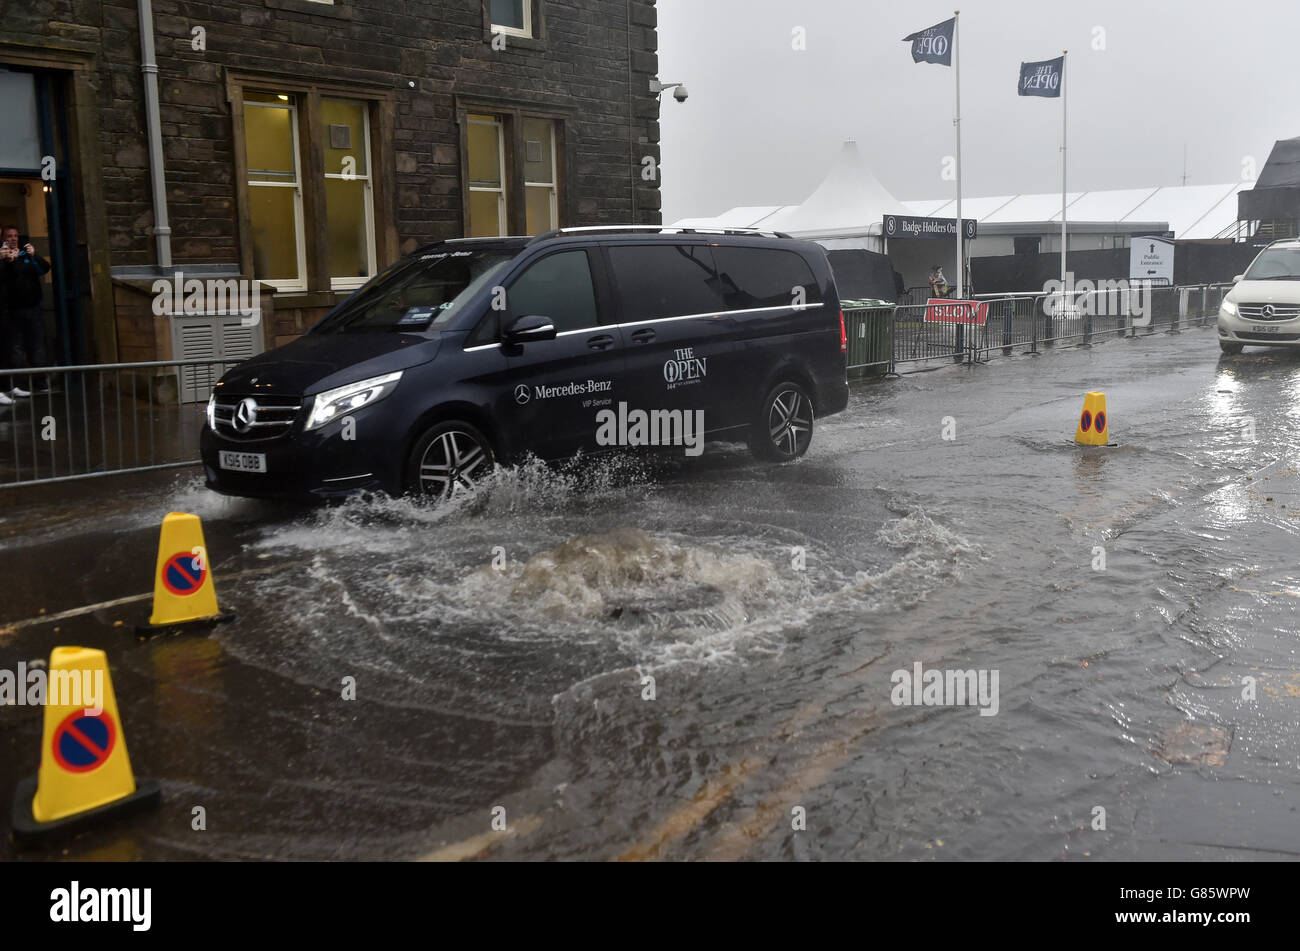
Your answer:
[968,283,1233,363]
[846,283,1233,375]
[898,286,936,308]
[0,358,241,488]
[1,288,1235,488]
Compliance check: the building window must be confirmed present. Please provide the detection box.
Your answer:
[238,86,382,294]
[0,70,41,170]
[244,91,307,291]
[463,110,562,238]
[322,98,377,290]
[490,0,531,37]
[467,114,508,237]
[523,118,557,236]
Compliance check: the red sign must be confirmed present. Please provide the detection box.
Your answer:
[923,299,989,326]
[161,551,206,597]
[52,711,117,773]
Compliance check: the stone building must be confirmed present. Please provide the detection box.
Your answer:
[0,0,662,369]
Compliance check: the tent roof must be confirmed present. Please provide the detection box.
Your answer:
[1125,183,1247,238]
[671,143,1248,241]
[759,140,907,237]
[912,183,1246,238]
[671,206,793,231]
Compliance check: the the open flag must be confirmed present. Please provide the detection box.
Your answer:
[902,17,956,66]
[1018,56,1065,97]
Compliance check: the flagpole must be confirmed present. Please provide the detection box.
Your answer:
[955,9,963,299]
[1061,49,1068,295]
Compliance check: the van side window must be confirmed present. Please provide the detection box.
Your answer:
[607,245,726,323]
[506,250,599,333]
[710,247,823,311]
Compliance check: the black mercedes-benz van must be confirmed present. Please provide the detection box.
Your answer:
[200,227,849,501]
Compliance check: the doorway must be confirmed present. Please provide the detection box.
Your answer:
[0,65,84,365]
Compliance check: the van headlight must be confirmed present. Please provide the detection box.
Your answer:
[206,393,217,431]
[306,371,403,431]
[1220,300,1238,318]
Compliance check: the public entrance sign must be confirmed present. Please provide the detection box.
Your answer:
[1130,238,1175,285]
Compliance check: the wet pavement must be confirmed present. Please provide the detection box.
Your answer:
[2,324,1298,861]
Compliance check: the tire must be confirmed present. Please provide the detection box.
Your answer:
[750,381,815,462]
[1219,340,1243,355]
[405,421,495,500]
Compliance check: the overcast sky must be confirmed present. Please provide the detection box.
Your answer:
[656,0,1298,222]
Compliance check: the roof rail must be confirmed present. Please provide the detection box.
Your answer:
[442,235,534,243]
[410,235,532,256]
[528,225,794,245]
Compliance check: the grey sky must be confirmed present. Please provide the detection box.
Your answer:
[656,0,1297,222]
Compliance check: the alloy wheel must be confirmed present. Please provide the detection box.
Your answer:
[768,388,813,457]
[418,428,491,498]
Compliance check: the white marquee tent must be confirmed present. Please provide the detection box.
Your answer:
[673,140,1248,247]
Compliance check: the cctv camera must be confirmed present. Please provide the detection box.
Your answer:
[672,85,688,102]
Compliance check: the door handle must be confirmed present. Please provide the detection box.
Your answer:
[630,328,656,344]
[587,334,616,351]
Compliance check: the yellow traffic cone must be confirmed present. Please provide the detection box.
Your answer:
[11,647,161,845]
[137,512,235,635]
[1075,392,1112,447]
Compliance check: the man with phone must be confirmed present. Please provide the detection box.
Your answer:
[0,224,52,404]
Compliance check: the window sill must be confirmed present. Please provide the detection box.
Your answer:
[265,0,353,21]
[272,290,343,309]
[483,27,546,52]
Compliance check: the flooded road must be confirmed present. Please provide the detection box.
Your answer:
[3,326,1298,861]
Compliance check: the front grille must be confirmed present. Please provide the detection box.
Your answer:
[1238,303,1300,322]
[1237,331,1300,342]
[212,395,303,442]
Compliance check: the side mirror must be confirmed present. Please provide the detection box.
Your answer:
[503,314,556,344]
[1233,275,1245,284]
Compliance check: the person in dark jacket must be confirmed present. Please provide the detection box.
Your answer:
[0,225,51,402]
[927,264,949,299]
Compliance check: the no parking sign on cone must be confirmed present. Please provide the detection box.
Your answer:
[11,647,161,846]
[137,512,236,636]
[1075,392,1113,447]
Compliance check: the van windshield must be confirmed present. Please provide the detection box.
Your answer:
[313,249,515,333]
[1244,248,1300,281]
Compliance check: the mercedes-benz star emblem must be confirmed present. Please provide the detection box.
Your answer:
[1263,305,1276,319]
[234,397,258,433]
[514,384,531,405]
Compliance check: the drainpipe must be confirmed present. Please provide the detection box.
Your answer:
[138,0,172,269]
[626,0,637,224]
